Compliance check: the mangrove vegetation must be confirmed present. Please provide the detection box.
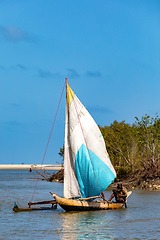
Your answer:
[99,114,160,177]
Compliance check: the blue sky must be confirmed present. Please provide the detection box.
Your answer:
[1,0,160,164]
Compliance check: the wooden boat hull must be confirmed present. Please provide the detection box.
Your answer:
[52,193,124,212]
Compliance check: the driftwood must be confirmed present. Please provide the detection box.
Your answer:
[43,169,52,175]
[34,169,48,180]
[48,169,64,182]
[31,168,64,182]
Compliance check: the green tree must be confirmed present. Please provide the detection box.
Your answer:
[100,121,139,171]
[135,114,160,169]
[58,144,64,163]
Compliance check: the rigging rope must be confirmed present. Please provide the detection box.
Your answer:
[29,80,66,207]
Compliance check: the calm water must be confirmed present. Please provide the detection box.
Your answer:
[0,170,160,240]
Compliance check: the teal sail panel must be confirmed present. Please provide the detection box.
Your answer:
[75,144,115,198]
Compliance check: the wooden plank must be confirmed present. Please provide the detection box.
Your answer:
[127,191,132,198]
[79,196,101,201]
[125,191,132,208]
[28,200,57,206]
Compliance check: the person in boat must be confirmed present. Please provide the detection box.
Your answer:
[108,182,127,203]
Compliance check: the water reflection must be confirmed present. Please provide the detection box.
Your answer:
[52,189,160,240]
[58,210,117,240]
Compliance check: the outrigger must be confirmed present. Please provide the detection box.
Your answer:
[13,200,57,212]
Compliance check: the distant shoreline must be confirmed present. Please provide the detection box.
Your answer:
[0,164,64,170]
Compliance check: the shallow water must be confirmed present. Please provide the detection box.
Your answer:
[0,170,160,240]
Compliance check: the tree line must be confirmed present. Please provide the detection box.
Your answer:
[99,114,160,177]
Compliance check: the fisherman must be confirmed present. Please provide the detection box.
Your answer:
[108,182,127,203]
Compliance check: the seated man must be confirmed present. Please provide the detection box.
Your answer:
[108,182,127,203]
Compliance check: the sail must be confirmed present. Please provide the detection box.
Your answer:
[64,82,116,199]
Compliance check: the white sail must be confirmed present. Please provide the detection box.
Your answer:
[64,81,116,199]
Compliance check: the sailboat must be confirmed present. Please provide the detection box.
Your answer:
[13,78,131,212]
[51,78,131,211]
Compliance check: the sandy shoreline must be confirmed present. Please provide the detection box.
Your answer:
[0,164,63,170]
